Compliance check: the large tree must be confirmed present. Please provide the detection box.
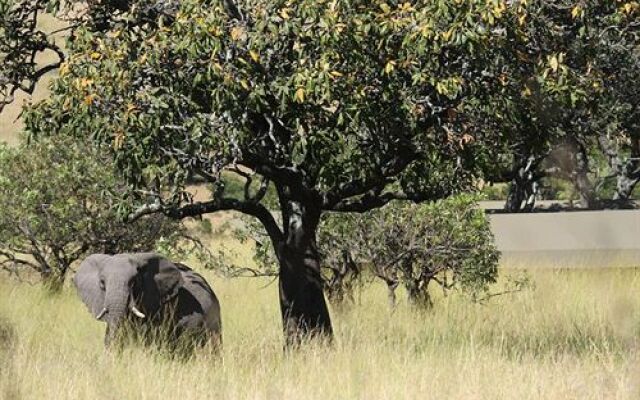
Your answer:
[11,0,508,344]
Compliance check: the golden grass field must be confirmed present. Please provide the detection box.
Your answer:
[1,263,639,400]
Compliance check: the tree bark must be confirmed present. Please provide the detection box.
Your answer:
[274,199,332,347]
[406,279,433,309]
[571,141,597,209]
[504,156,539,212]
[325,250,359,307]
[611,135,640,206]
[613,174,639,206]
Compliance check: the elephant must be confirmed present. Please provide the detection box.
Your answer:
[73,252,222,351]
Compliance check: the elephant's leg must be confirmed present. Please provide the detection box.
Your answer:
[210,330,222,353]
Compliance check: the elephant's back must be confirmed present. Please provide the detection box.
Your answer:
[176,264,221,333]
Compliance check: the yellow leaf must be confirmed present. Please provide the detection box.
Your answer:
[126,103,137,114]
[623,2,639,14]
[113,131,125,150]
[379,3,391,13]
[84,94,95,105]
[522,85,532,97]
[279,8,290,20]
[492,1,506,16]
[549,55,559,72]
[231,26,244,41]
[249,50,260,63]
[139,53,148,64]
[59,62,69,76]
[80,78,93,88]
[384,60,396,75]
[400,2,413,12]
[90,52,102,60]
[518,14,527,26]
[240,80,249,90]
[420,23,432,37]
[295,87,305,103]
[441,28,454,41]
[330,70,344,78]
[571,5,582,19]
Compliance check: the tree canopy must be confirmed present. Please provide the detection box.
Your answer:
[0,135,184,290]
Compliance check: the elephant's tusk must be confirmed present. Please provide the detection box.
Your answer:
[130,304,146,319]
[96,307,107,320]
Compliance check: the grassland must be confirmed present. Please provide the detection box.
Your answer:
[1,266,639,400]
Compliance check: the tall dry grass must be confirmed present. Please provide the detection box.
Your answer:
[0,267,639,399]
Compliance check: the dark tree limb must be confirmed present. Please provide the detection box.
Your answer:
[128,197,283,243]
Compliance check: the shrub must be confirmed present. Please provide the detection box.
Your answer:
[321,195,500,307]
[0,136,184,290]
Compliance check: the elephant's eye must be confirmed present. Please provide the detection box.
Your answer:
[99,278,105,290]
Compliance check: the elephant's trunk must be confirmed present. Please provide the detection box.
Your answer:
[103,281,130,346]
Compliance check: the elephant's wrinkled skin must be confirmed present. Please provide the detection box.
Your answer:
[73,253,221,350]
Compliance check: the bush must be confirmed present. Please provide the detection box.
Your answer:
[321,195,500,307]
[0,136,184,290]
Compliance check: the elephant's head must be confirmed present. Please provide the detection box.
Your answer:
[73,253,184,345]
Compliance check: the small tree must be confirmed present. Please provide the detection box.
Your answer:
[0,135,184,290]
[323,195,500,308]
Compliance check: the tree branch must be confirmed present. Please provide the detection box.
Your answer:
[329,190,432,213]
[322,149,418,208]
[128,197,283,243]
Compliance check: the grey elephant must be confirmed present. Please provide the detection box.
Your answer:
[73,253,222,350]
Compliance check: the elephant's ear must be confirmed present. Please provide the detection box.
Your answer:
[73,254,110,318]
[153,257,184,301]
[135,253,184,307]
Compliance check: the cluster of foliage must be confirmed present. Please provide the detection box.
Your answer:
[240,195,501,308]
[0,135,186,289]
[467,0,640,210]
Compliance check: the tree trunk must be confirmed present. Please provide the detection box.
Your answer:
[325,249,359,307]
[598,132,639,207]
[613,174,639,207]
[41,271,65,293]
[572,141,597,209]
[406,279,433,309]
[274,200,332,347]
[40,263,68,293]
[386,280,399,310]
[504,154,540,213]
